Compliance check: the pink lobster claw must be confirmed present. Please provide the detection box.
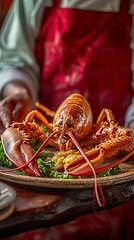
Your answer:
[1,127,40,176]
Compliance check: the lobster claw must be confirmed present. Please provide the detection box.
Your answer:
[66,136,134,177]
[1,127,40,176]
[65,148,101,176]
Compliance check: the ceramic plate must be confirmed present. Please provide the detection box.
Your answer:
[0,166,134,189]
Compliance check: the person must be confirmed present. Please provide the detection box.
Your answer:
[0,0,134,240]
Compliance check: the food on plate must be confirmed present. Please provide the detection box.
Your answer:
[0,93,134,206]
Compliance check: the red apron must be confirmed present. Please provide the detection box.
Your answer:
[31,3,134,240]
[35,0,133,126]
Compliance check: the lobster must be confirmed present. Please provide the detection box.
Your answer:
[0,93,134,207]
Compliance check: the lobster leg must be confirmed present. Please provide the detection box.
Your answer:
[96,108,115,126]
[19,109,58,147]
[25,110,53,131]
[35,102,55,118]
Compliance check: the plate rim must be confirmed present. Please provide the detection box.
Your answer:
[0,166,134,189]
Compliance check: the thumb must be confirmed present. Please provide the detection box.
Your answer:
[12,102,30,121]
[0,108,12,129]
[12,102,23,121]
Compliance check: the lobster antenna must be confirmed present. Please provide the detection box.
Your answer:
[68,131,105,207]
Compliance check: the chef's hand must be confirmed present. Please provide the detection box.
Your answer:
[0,83,32,134]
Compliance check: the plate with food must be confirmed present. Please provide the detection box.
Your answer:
[0,93,134,190]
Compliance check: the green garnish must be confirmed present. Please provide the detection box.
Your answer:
[96,166,120,177]
[0,141,13,167]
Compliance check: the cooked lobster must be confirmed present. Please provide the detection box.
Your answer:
[0,93,134,207]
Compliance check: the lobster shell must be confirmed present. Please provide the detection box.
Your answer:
[53,93,93,140]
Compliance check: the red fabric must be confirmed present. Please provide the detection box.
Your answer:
[35,0,133,126]
[0,0,12,10]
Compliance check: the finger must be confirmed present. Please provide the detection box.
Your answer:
[0,121,6,135]
[12,101,31,122]
[0,108,12,129]
[12,102,23,121]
